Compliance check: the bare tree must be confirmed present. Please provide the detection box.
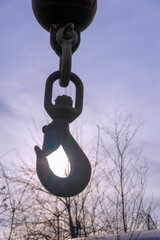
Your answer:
[0,122,102,239]
[0,113,158,239]
[97,111,157,235]
[0,155,36,240]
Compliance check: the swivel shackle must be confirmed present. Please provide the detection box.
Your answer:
[44,71,83,123]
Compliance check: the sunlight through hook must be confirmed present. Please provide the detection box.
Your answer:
[35,72,91,197]
[35,119,91,197]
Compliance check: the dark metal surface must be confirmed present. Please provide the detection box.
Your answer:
[35,119,91,197]
[56,23,78,87]
[72,230,160,240]
[50,24,81,57]
[32,0,96,198]
[44,71,83,123]
[32,0,97,32]
[35,71,91,197]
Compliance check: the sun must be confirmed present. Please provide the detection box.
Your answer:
[46,146,70,178]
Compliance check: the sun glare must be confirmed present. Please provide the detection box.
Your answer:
[46,146,70,178]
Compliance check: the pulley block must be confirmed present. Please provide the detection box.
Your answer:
[32,0,97,31]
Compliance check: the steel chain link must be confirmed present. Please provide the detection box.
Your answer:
[46,23,83,122]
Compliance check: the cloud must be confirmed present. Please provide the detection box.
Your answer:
[0,98,12,116]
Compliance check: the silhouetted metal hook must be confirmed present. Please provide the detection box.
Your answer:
[35,72,91,197]
[35,119,91,197]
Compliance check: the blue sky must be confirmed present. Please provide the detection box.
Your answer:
[0,1,160,203]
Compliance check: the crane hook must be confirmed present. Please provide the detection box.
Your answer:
[35,119,91,197]
[35,72,91,197]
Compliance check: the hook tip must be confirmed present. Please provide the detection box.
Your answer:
[34,146,44,160]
